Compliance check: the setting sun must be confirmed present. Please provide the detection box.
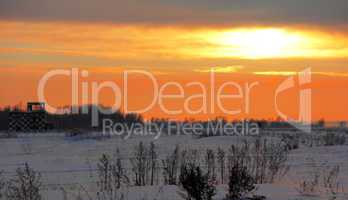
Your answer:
[220,29,303,58]
[204,28,309,59]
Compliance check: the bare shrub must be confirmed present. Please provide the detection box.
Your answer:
[6,163,42,200]
[302,132,346,147]
[323,133,346,146]
[149,142,158,185]
[112,149,129,189]
[226,138,289,184]
[265,140,290,183]
[250,138,267,184]
[205,149,216,182]
[217,148,225,184]
[296,165,343,197]
[296,169,321,196]
[322,165,342,195]
[96,153,128,200]
[130,142,150,186]
[227,141,250,174]
[97,154,112,192]
[182,149,200,168]
[162,145,180,185]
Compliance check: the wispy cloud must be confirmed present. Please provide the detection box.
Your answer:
[194,65,244,73]
[253,71,297,76]
[314,72,348,77]
[253,71,348,77]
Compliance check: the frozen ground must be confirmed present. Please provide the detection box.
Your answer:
[0,132,347,200]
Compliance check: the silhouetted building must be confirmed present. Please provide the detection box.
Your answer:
[8,102,49,132]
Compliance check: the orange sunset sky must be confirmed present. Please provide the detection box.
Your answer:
[0,0,347,121]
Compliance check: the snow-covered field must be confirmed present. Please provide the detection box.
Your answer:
[0,132,347,200]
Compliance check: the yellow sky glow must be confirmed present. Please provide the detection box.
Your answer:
[0,22,348,120]
[198,28,348,59]
[1,22,348,64]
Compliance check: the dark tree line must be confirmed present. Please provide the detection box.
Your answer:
[0,105,143,131]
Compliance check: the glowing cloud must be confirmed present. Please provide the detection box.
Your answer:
[253,71,348,77]
[1,22,348,66]
[253,71,298,76]
[194,65,244,73]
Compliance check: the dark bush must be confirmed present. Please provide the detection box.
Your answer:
[226,164,256,200]
[179,164,216,200]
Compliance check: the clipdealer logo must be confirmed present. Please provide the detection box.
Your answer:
[37,67,312,133]
[275,68,312,133]
[37,68,259,127]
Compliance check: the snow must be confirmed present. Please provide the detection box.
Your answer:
[0,132,347,200]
